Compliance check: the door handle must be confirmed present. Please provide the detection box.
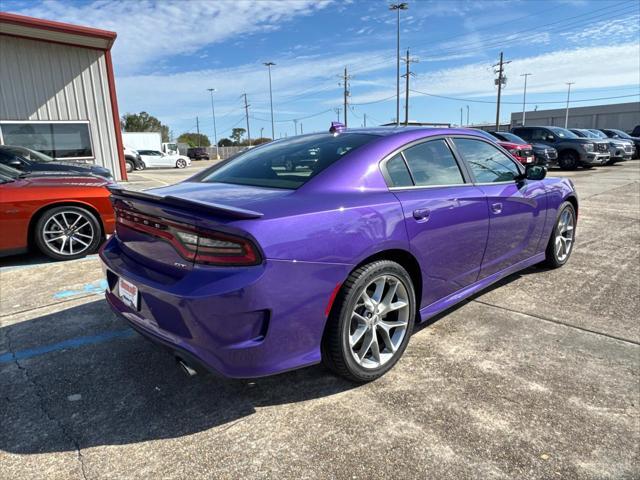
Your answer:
[491,202,503,214]
[413,208,431,221]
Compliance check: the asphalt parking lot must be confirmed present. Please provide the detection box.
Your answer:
[1,161,638,479]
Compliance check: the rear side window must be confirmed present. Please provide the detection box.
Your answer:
[200,133,375,189]
[454,138,520,183]
[385,154,413,187]
[402,139,464,187]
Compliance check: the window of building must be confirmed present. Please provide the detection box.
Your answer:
[0,122,94,160]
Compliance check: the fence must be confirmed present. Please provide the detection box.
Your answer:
[177,144,245,160]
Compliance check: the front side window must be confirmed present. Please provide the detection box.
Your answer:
[200,133,376,189]
[548,127,577,139]
[454,138,520,183]
[402,139,465,187]
[0,122,93,159]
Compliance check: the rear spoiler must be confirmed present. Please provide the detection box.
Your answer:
[107,185,263,219]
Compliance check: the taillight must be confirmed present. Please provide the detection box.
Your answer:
[174,229,259,265]
[115,208,260,266]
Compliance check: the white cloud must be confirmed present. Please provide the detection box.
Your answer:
[411,42,640,98]
[561,14,640,45]
[11,0,333,74]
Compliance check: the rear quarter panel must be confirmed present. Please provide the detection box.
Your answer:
[537,177,577,251]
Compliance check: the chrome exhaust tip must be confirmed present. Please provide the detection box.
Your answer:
[176,358,197,377]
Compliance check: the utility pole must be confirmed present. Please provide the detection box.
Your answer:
[334,107,341,122]
[260,127,264,139]
[196,116,200,147]
[364,113,367,127]
[402,48,418,126]
[300,123,303,134]
[293,119,298,136]
[339,67,351,127]
[390,3,408,127]
[460,108,463,127]
[263,62,276,139]
[207,88,219,159]
[564,82,575,128]
[242,93,251,146]
[520,73,532,126]
[493,51,511,131]
[466,105,470,126]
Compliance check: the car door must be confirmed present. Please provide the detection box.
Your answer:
[153,150,171,167]
[451,137,547,278]
[383,138,490,309]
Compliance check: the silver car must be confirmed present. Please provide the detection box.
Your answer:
[585,129,634,163]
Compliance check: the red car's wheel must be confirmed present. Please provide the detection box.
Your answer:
[35,206,102,260]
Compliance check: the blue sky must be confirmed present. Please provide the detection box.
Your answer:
[6,0,640,141]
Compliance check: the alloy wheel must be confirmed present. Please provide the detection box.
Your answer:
[349,275,410,369]
[555,208,575,262]
[42,210,95,256]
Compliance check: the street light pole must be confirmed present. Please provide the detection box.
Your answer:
[520,73,532,126]
[390,3,408,127]
[564,82,575,129]
[466,105,470,126]
[263,62,276,139]
[206,88,219,159]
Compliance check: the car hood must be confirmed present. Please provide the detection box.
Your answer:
[31,161,112,177]
[531,143,555,151]
[18,173,111,188]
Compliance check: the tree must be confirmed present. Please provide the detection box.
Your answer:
[121,112,170,142]
[218,138,233,147]
[230,128,246,145]
[252,137,271,145]
[177,132,210,147]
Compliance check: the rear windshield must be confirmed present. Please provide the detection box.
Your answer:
[199,133,376,189]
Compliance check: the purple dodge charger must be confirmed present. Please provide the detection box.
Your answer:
[101,126,577,382]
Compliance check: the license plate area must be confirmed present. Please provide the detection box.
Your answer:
[118,277,139,310]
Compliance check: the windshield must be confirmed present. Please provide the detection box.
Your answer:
[199,133,376,189]
[609,129,632,139]
[5,146,55,162]
[0,163,22,183]
[588,129,607,138]
[549,127,578,139]
[495,132,526,144]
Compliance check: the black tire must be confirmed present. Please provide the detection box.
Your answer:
[322,260,416,383]
[558,151,579,170]
[125,160,134,173]
[543,201,576,269]
[176,158,187,169]
[34,206,102,261]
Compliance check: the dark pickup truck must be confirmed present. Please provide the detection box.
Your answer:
[512,126,610,170]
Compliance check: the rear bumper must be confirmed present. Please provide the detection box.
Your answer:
[100,237,349,378]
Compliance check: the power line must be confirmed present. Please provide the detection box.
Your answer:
[409,89,639,105]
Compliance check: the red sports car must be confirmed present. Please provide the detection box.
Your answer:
[0,164,115,260]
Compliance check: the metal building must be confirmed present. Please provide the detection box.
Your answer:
[511,102,640,132]
[0,12,126,180]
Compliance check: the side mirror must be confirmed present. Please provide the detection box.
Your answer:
[8,159,22,168]
[525,164,547,181]
[546,135,556,142]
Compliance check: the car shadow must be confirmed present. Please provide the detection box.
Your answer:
[0,299,357,454]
